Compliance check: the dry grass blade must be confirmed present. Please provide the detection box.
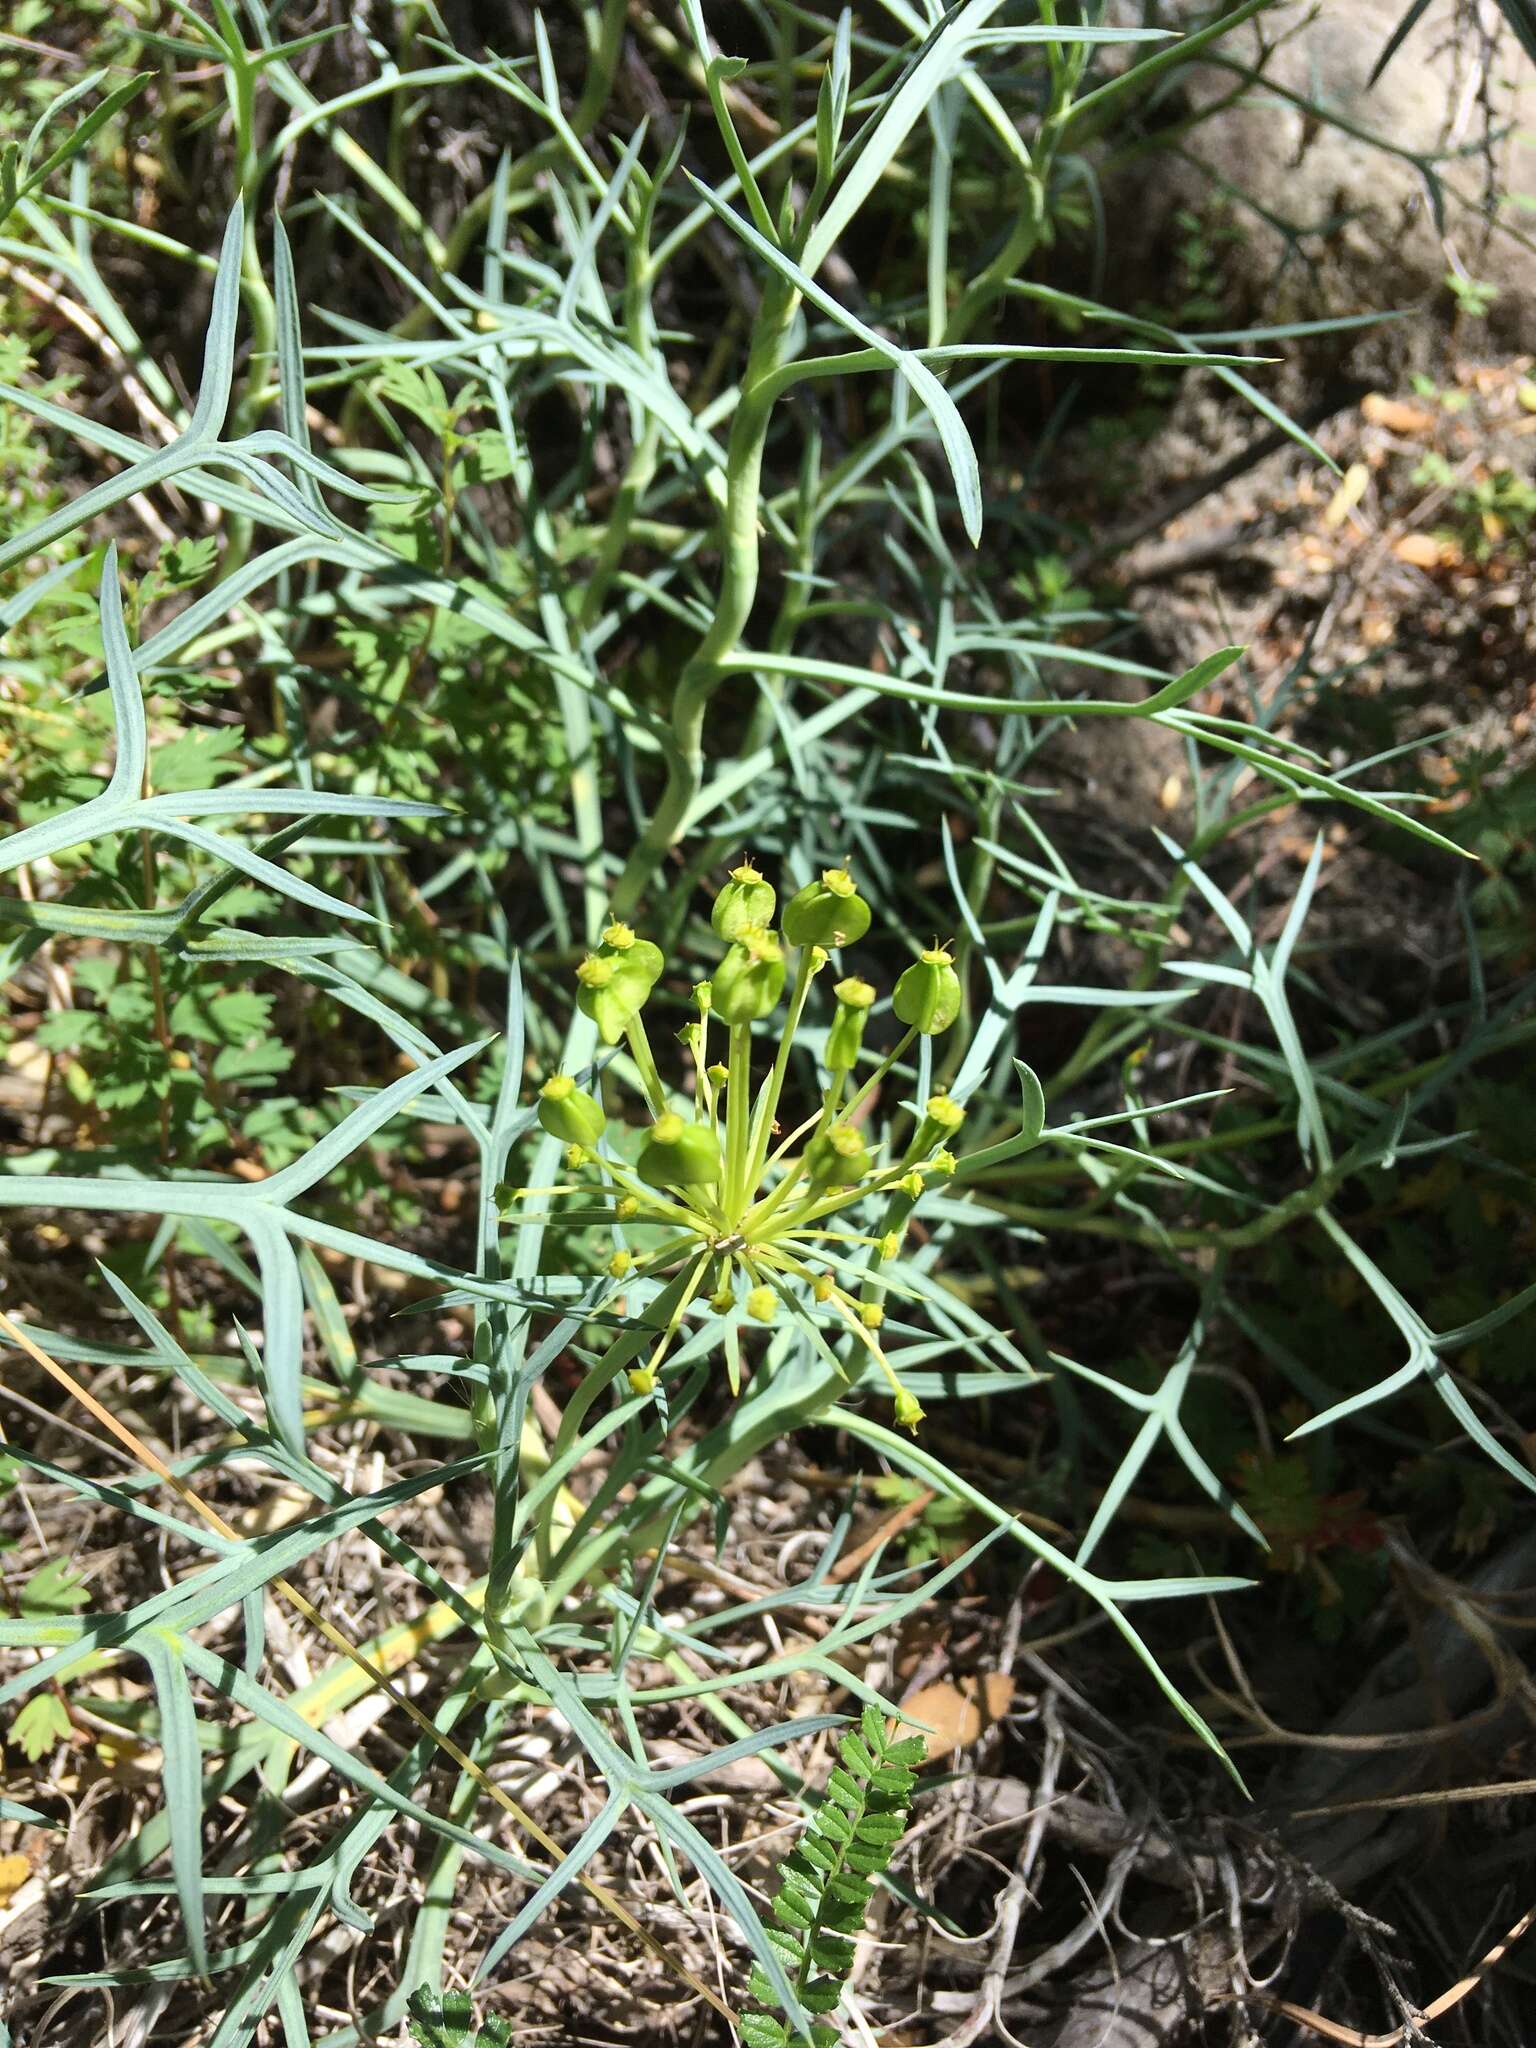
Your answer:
[0,1309,735,2020]
[1248,1902,1536,2045]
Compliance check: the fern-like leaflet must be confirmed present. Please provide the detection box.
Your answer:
[740,1706,925,2048]
[406,1987,511,2048]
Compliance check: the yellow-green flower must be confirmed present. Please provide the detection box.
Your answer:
[806,1123,873,1187]
[894,1389,925,1432]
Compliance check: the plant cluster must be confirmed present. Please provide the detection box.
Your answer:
[741,1707,925,2048]
[510,863,972,1429]
[0,2,1531,2044]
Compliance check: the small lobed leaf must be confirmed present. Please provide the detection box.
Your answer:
[10,1693,71,1763]
[825,1767,863,1808]
[870,1765,918,1796]
[817,1803,853,1844]
[854,1810,907,1844]
[18,1558,89,1617]
[819,1892,869,1934]
[799,1979,845,2015]
[771,1889,813,1932]
[405,1988,509,2048]
[739,2016,789,2048]
[838,1732,876,1776]
[747,1965,781,2007]
[810,1933,855,1974]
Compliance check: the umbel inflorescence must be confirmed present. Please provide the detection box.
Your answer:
[512,865,969,1429]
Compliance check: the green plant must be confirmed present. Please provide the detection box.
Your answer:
[740,1706,926,2048]
[1414,450,1536,561]
[0,3,1531,2042]
[405,1989,511,2048]
[3,1539,93,1765]
[1445,271,1500,321]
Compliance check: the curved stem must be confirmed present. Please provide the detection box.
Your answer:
[610,277,798,918]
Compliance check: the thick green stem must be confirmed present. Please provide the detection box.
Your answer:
[610,279,799,918]
[624,1013,668,1119]
[841,1026,918,1131]
[724,1022,754,1218]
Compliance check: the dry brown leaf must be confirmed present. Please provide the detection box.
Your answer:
[903,1672,1013,1760]
[0,1853,32,1909]
[1361,392,1435,435]
[1324,461,1370,529]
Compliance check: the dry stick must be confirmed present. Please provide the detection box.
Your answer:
[1294,1777,1536,1820]
[0,1309,735,2022]
[1241,1903,1536,2047]
[1200,1593,1517,1755]
[1197,1586,1536,2043]
[825,1487,935,1585]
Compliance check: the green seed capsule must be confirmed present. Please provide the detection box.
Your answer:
[826,974,876,1072]
[746,1284,777,1324]
[893,1388,926,1432]
[711,862,776,940]
[893,945,961,1035]
[575,954,641,1045]
[638,1111,723,1189]
[782,867,872,948]
[805,1122,873,1187]
[711,924,786,1024]
[537,1073,606,1147]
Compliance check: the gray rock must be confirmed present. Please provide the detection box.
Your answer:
[1096,0,1536,362]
